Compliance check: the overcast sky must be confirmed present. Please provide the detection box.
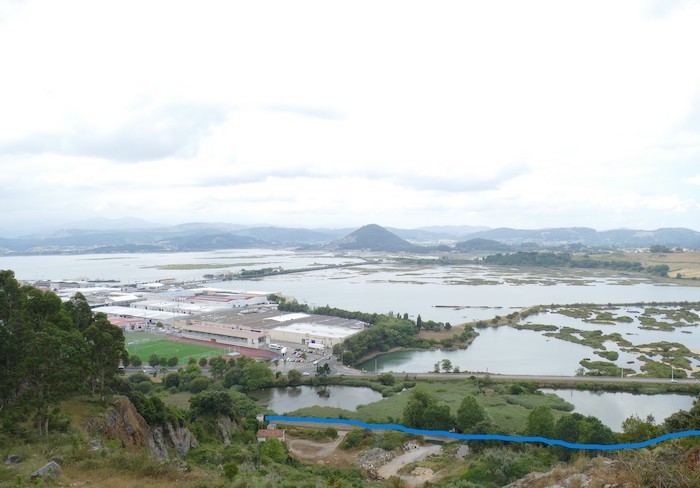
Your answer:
[1,0,700,235]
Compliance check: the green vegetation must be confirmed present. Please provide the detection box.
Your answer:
[1,272,127,436]
[334,316,434,364]
[484,251,645,271]
[125,332,225,365]
[594,350,619,361]
[235,261,369,280]
[284,380,574,435]
[544,327,632,349]
[578,360,634,376]
[510,323,558,332]
[286,426,338,442]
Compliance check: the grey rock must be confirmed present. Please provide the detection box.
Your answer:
[3,454,22,465]
[354,448,394,471]
[147,421,199,460]
[31,461,61,479]
[148,426,169,461]
[89,439,101,451]
[217,416,234,445]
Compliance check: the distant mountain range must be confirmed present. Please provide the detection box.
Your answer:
[1,222,699,255]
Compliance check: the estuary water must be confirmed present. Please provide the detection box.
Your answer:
[4,249,700,376]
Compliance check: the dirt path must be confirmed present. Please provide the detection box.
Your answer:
[287,431,352,465]
[376,444,442,485]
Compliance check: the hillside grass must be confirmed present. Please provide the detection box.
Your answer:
[125,332,224,365]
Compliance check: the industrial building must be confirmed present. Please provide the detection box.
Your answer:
[172,309,366,350]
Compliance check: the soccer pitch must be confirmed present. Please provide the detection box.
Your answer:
[125,332,225,365]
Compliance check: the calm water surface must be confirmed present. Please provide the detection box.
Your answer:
[5,250,700,376]
[247,386,383,414]
[540,388,696,431]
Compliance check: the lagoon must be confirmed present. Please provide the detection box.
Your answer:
[247,385,383,414]
[540,388,696,431]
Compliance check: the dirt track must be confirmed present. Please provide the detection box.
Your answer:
[376,444,442,485]
[286,432,354,466]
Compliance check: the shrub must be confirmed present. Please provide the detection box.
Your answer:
[222,461,239,480]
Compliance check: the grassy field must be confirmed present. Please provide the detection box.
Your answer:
[286,380,573,434]
[125,332,225,365]
[588,251,700,279]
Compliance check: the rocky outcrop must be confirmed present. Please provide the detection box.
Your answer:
[148,422,199,461]
[504,458,622,488]
[98,397,150,450]
[217,416,235,445]
[31,461,61,479]
[94,397,198,460]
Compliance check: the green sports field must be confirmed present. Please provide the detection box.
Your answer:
[125,332,225,365]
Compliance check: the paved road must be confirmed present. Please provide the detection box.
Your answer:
[348,371,700,385]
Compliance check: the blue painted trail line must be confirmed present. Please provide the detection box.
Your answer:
[265,415,700,451]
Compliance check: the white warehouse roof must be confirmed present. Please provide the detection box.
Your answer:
[271,322,360,339]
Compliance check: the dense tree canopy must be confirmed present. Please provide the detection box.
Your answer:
[456,396,488,433]
[0,270,127,435]
[403,390,453,431]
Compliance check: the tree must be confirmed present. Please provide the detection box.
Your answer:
[260,436,287,464]
[416,314,423,331]
[342,350,355,365]
[188,357,197,365]
[456,396,487,433]
[441,359,453,373]
[621,414,659,443]
[64,292,94,332]
[149,354,160,367]
[83,313,128,402]
[579,416,614,445]
[198,357,208,367]
[163,372,181,388]
[287,369,302,385]
[378,373,395,386]
[190,390,233,418]
[240,361,274,391]
[526,405,555,438]
[209,356,227,379]
[403,390,454,431]
[316,362,331,376]
[130,355,142,367]
[10,285,89,436]
[167,356,179,367]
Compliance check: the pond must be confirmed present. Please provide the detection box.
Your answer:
[540,388,696,431]
[247,385,383,414]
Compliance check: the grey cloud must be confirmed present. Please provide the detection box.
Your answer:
[370,164,530,193]
[195,167,318,187]
[644,0,693,18]
[262,104,344,120]
[0,102,227,162]
[682,95,700,132]
[193,163,529,194]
